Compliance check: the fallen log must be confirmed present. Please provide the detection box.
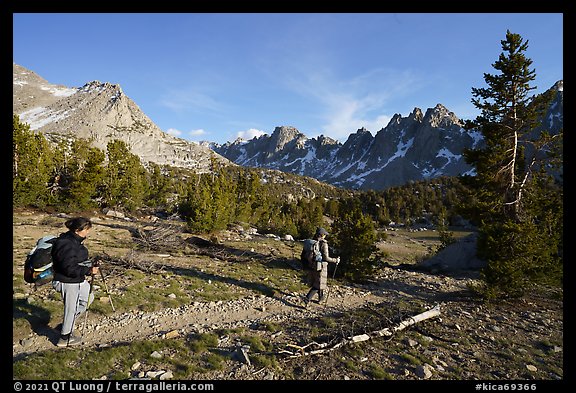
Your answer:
[282,304,441,357]
[373,303,442,338]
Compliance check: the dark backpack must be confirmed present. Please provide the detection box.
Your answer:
[24,235,57,287]
[300,239,322,270]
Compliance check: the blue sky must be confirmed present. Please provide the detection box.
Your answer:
[13,13,563,145]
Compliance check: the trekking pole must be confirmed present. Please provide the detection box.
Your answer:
[98,266,116,312]
[82,272,95,336]
[323,260,340,309]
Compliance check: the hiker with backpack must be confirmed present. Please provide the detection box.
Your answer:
[51,217,99,347]
[302,227,340,307]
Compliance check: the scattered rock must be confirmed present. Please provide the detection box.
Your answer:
[407,338,419,347]
[234,345,251,366]
[145,370,165,379]
[415,363,434,379]
[163,330,180,339]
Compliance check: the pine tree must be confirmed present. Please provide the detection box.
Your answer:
[179,176,212,233]
[295,198,324,239]
[13,115,56,208]
[234,170,260,223]
[462,31,563,299]
[101,140,146,212]
[332,198,378,281]
[60,139,106,211]
[209,166,236,230]
[144,162,171,209]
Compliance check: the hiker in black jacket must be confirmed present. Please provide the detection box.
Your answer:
[304,227,339,306]
[51,217,99,347]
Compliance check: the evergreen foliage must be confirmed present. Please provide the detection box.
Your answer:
[461,31,563,299]
[234,170,260,223]
[293,198,324,239]
[375,176,471,225]
[101,140,147,212]
[59,139,106,211]
[436,206,456,253]
[331,198,379,281]
[144,163,172,209]
[13,115,56,208]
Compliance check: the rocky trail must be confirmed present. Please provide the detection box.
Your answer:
[14,259,482,358]
[14,282,383,359]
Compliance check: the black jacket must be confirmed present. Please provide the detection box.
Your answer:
[51,231,91,283]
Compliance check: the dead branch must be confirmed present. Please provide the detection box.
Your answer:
[281,304,441,358]
[134,223,187,251]
[95,250,166,274]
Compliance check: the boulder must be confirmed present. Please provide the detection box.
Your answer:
[418,233,485,272]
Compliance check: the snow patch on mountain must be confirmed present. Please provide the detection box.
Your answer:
[20,107,75,129]
[384,136,414,168]
[40,85,78,97]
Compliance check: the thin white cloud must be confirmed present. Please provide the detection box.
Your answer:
[189,129,207,137]
[159,90,224,113]
[166,128,182,137]
[327,111,392,137]
[236,128,266,140]
[285,67,419,140]
[166,128,207,140]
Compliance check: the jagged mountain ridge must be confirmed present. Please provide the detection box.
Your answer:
[13,63,230,172]
[13,63,562,190]
[214,83,563,190]
[214,105,481,190]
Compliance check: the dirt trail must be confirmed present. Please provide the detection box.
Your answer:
[14,282,385,359]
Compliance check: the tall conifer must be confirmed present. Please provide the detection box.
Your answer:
[462,31,563,298]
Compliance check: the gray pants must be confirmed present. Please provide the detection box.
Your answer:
[52,280,93,336]
[307,262,328,290]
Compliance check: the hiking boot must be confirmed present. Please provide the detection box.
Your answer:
[302,296,310,308]
[57,334,82,347]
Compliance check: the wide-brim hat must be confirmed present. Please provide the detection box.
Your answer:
[316,227,329,236]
